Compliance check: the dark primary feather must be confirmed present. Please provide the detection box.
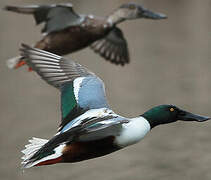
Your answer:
[90,27,129,65]
[41,5,82,33]
[4,5,40,14]
[20,44,93,89]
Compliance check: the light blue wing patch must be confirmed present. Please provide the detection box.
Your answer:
[77,77,109,109]
[59,76,110,132]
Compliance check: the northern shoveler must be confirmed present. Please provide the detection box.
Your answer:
[5,3,167,69]
[20,44,210,168]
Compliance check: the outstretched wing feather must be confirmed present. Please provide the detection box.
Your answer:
[20,44,92,88]
[5,3,82,33]
[20,44,109,131]
[90,27,129,65]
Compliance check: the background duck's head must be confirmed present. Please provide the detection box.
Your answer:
[108,3,167,25]
[142,105,210,129]
[119,3,167,20]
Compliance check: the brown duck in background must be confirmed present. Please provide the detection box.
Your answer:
[5,3,167,70]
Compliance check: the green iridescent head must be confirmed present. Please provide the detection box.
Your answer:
[142,105,210,128]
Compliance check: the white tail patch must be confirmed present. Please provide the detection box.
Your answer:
[24,144,65,168]
[6,56,21,69]
[21,137,66,168]
[21,137,48,168]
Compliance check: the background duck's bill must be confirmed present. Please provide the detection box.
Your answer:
[141,9,167,19]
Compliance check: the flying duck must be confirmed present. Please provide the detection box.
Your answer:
[5,3,167,70]
[20,44,210,168]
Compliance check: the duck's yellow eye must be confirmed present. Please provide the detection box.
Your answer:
[170,108,174,112]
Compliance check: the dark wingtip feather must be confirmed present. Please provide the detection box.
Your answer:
[3,5,14,11]
[19,43,31,58]
[3,5,24,13]
[20,43,31,50]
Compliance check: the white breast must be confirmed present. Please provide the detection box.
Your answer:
[114,117,150,147]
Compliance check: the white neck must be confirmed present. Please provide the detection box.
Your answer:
[114,116,150,148]
[107,9,126,25]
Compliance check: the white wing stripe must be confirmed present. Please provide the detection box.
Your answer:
[39,68,64,73]
[73,77,85,102]
[60,108,116,133]
[23,51,61,61]
[31,60,60,66]
[42,72,67,77]
[29,55,60,62]
[23,46,61,59]
[34,64,61,69]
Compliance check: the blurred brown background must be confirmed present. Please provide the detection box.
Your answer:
[0,0,211,179]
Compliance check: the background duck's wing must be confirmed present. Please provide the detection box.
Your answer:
[5,3,83,34]
[20,44,109,130]
[90,27,129,65]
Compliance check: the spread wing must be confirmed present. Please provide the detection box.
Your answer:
[20,44,110,131]
[4,3,83,34]
[90,27,129,65]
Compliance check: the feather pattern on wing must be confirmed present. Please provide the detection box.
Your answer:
[5,3,83,33]
[20,44,110,131]
[90,27,129,65]
[20,44,93,88]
